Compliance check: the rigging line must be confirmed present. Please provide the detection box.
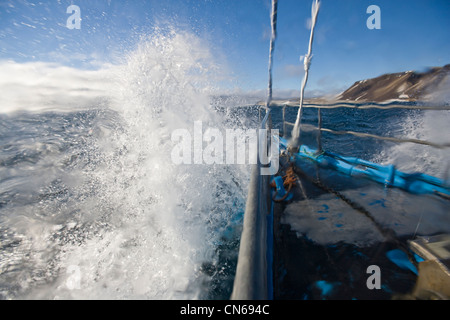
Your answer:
[263,101,450,111]
[264,0,278,116]
[290,0,321,149]
[303,125,450,149]
[285,122,450,149]
[412,212,423,240]
[293,165,394,240]
[293,164,419,268]
[317,108,323,152]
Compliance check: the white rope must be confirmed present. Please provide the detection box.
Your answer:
[265,0,278,118]
[290,0,321,149]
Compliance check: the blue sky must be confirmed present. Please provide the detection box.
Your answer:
[1,0,449,97]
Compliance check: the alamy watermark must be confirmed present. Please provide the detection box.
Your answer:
[66,5,81,30]
[171,121,279,175]
[367,5,381,30]
[366,265,381,290]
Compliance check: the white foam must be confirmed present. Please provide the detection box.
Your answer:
[1,30,249,299]
[374,109,450,179]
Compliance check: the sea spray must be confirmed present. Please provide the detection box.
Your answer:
[374,109,450,179]
[0,30,250,299]
[55,31,250,299]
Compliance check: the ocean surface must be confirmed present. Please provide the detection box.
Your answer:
[1,32,449,300]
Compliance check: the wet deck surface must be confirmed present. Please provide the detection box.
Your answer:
[272,157,450,300]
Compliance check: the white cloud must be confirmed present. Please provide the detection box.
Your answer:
[0,60,119,113]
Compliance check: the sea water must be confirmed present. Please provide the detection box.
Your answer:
[1,30,449,299]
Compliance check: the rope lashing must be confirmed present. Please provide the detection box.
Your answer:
[270,165,298,202]
[289,0,321,151]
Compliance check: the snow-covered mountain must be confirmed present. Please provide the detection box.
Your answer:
[337,64,450,102]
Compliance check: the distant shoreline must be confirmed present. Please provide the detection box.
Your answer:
[256,64,449,105]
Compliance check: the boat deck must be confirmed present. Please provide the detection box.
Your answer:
[272,156,450,299]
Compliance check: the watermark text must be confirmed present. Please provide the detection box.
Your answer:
[171,121,279,175]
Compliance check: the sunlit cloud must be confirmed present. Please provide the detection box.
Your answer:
[0,60,118,113]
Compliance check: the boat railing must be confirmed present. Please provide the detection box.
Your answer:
[230,108,274,300]
[277,101,450,198]
[276,101,450,150]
